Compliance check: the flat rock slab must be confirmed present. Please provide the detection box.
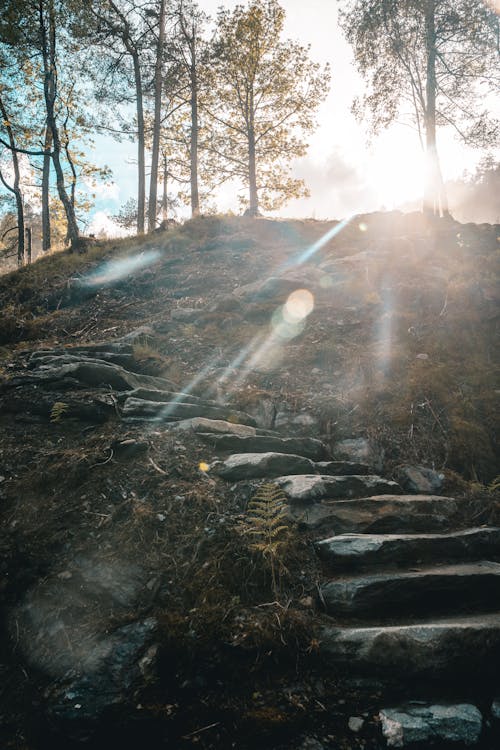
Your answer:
[196,433,326,460]
[315,527,500,568]
[209,452,315,481]
[276,475,402,503]
[380,703,482,747]
[8,359,177,393]
[321,561,500,617]
[320,613,500,679]
[315,460,373,476]
[171,417,258,436]
[288,495,486,535]
[122,397,256,425]
[119,388,207,405]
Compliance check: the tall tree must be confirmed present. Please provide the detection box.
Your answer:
[340,0,500,216]
[210,0,330,215]
[0,94,25,265]
[169,0,210,217]
[148,0,167,232]
[89,0,150,235]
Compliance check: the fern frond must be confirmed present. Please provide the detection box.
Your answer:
[239,483,290,596]
[50,401,69,423]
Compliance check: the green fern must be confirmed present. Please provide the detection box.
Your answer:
[487,476,500,494]
[50,401,69,423]
[240,483,289,595]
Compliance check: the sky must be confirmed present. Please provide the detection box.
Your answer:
[88,0,496,235]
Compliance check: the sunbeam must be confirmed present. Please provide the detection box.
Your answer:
[82,250,161,287]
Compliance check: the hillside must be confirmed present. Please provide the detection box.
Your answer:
[0,212,499,750]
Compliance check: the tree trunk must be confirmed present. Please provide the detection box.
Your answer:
[42,124,52,252]
[190,40,200,217]
[247,128,259,215]
[25,226,32,264]
[0,95,25,265]
[131,48,146,234]
[423,0,449,217]
[40,0,80,245]
[162,152,168,221]
[148,0,166,232]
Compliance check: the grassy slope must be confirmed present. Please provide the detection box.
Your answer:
[1,211,498,481]
[0,211,499,748]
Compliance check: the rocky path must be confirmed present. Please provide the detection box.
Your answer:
[2,334,500,748]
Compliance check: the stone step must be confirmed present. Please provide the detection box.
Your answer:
[170,417,275,437]
[276,474,402,502]
[210,454,380,481]
[320,613,500,680]
[315,460,374,476]
[320,561,500,618]
[209,452,315,481]
[288,495,490,535]
[196,433,327,460]
[118,388,212,406]
[315,527,500,569]
[121,397,257,426]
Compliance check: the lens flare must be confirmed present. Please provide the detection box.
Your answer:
[283,289,314,323]
[83,250,161,287]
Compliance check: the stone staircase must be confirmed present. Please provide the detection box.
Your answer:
[8,339,500,744]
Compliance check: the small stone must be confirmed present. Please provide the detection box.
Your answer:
[380,703,482,747]
[348,716,364,733]
[156,513,166,521]
[57,571,72,580]
[415,353,429,360]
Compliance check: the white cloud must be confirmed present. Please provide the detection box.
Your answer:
[87,211,130,238]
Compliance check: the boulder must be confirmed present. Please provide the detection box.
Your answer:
[394,465,445,494]
[379,703,482,747]
[275,474,402,503]
[332,438,384,471]
[209,452,315,481]
[47,618,158,731]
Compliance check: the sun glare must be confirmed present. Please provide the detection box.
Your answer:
[367,128,425,209]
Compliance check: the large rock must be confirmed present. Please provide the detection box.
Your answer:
[275,474,402,503]
[394,465,445,494]
[288,495,488,535]
[196,433,326,460]
[47,618,158,731]
[315,527,500,568]
[320,613,500,680]
[122,397,256,425]
[209,452,315,481]
[9,358,178,393]
[320,561,500,618]
[379,703,482,747]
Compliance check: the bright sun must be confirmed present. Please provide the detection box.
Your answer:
[369,127,425,209]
